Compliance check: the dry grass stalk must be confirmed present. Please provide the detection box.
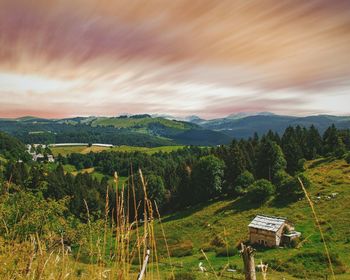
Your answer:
[200,249,219,279]
[298,177,336,280]
[0,168,169,280]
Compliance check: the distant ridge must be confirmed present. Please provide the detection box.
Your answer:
[1,113,350,141]
[0,115,231,146]
[190,113,350,138]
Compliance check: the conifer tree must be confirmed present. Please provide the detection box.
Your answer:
[282,126,304,174]
[255,140,287,181]
[305,125,322,159]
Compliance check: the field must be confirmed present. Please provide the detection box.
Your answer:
[150,157,350,279]
[44,156,350,279]
[50,145,111,156]
[51,145,186,156]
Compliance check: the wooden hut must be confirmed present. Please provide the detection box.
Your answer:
[248,215,300,247]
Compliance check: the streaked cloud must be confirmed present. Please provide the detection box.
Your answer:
[0,0,350,118]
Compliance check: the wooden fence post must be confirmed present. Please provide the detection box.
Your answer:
[240,243,256,280]
[137,249,150,280]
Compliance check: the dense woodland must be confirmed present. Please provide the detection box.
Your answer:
[1,124,350,222]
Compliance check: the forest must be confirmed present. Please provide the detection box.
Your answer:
[2,124,350,220]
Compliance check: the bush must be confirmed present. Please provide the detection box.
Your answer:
[297,158,306,172]
[210,234,226,248]
[247,179,275,203]
[344,152,350,164]
[296,173,311,188]
[215,246,238,257]
[201,244,216,252]
[234,171,255,195]
[274,170,292,190]
[276,173,311,202]
[0,190,70,241]
[169,241,193,257]
[289,237,301,248]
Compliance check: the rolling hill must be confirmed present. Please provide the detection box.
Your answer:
[155,157,350,279]
[0,115,231,146]
[191,113,350,138]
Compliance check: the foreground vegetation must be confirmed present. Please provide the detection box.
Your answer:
[1,124,350,279]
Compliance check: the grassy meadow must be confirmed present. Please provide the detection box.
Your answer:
[51,145,186,157]
[149,157,350,279]
[1,157,350,279]
[57,157,350,278]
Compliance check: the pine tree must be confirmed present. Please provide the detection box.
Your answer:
[305,125,322,159]
[255,140,287,181]
[282,126,304,174]
[227,141,246,183]
[323,124,345,156]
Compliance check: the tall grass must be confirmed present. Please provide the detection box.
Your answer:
[0,169,172,280]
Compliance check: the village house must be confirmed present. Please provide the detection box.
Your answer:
[248,215,301,247]
[26,144,55,163]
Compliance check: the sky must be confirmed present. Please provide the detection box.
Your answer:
[0,0,350,119]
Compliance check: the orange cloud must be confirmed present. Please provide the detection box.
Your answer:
[0,0,350,117]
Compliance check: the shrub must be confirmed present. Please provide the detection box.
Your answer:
[296,173,311,188]
[297,158,306,172]
[215,246,238,257]
[289,237,301,248]
[276,173,311,202]
[201,244,216,252]
[274,170,292,191]
[247,179,275,203]
[210,234,226,248]
[344,152,350,164]
[0,190,70,241]
[169,241,193,257]
[234,171,255,195]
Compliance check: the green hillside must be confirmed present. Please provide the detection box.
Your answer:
[90,116,193,130]
[0,131,28,160]
[0,116,231,146]
[154,158,350,279]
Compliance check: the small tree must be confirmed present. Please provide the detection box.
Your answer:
[192,155,225,202]
[233,170,255,195]
[255,140,286,181]
[276,173,311,201]
[247,179,275,204]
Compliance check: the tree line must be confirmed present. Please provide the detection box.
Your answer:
[1,124,350,221]
[57,124,350,213]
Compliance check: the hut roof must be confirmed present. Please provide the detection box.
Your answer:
[248,215,287,232]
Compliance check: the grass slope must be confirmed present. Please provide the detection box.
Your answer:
[51,145,186,157]
[90,117,193,130]
[155,158,350,279]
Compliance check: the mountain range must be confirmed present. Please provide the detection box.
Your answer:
[0,115,231,146]
[0,113,349,145]
[188,113,350,138]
